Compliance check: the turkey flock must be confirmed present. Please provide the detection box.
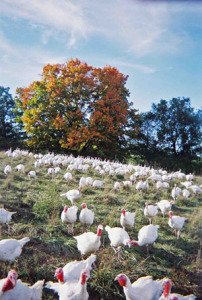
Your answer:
[0,148,201,300]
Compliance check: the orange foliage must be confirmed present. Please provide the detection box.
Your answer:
[16,58,133,153]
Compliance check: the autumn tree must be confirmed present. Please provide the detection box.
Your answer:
[16,59,136,158]
[82,66,131,158]
[16,60,93,150]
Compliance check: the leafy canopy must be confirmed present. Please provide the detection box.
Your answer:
[138,97,201,158]
[16,58,137,158]
[0,86,19,149]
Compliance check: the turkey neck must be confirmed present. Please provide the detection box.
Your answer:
[144,205,149,213]
[169,216,174,226]
[123,280,137,300]
[77,277,87,295]
[57,272,64,283]
[96,228,102,237]
[123,279,132,289]
[95,235,101,243]
[1,277,15,292]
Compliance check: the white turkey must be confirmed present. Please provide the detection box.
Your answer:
[0,269,17,295]
[46,268,90,300]
[156,181,164,190]
[143,180,149,191]
[127,224,159,253]
[162,175,169,181]
[144,203,158,224]
[162,182,169,189]
[0,269,44,300]
[189,185,202,194]
[15,164,25,173]
[177,171,186,180]
[34,161,41,169]
[92,180,103,188]
[148,174,162,182]
[109,169,115,176]
[156,181,169,190]
[168,211,187,239]
[129,174,136,183]
[136,180,149,191]
[99,169,105,176]
[0,208,16,225]
[79,177,87,189]
[182,189,190,199]
[123,181,132,188]
[54,167,61,174]
[63,172,73,181]
[136,180,144,191]
[115,274,164,300]
[186,174,194,181]
[4,165,12,175]
[159,278,196,299]
[54,254,96,283]
[156,200,174,217]
[47,168,55,176]
[0,237,30,262]
[180,181,192,189]
[60,189,81,205]
[0,208,16,234]
[28,170,36,179]
[85,177,93,186]
[114,182,122,191]
[105,226,132,259]
[79,203,94,227]
[171,185,181,200]
[5,149,12,157]
[61,205,78,234]
[120,209,135,230]
[74,225,103,256]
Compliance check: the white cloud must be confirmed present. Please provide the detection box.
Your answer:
[0,0,91,47]
[1,0,201,55]
[82,0,184,56]
[100,59,156,74]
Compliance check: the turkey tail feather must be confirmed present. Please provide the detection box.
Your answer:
[31,280,44,300]
[19,237,30,246]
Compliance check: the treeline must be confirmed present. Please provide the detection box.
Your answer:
[0,58,201,173]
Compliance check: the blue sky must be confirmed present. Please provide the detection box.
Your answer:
[0,0,202,112]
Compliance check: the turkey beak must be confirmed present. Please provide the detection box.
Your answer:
[114,276,119,281]
[126,240,131,248]
[10,276,16,286]
[54,270,59,279]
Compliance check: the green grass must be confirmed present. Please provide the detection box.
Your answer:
[0,151,201,299]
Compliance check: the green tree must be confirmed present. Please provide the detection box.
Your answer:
[0,86,19,149]
[136,97,202,172]
[151,98,201,157]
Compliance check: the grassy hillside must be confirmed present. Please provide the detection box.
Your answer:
[0,150,201,299]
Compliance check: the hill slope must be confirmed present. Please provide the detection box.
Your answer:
[0,150,201,299]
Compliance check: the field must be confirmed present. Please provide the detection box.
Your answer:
[0,150,201,299]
